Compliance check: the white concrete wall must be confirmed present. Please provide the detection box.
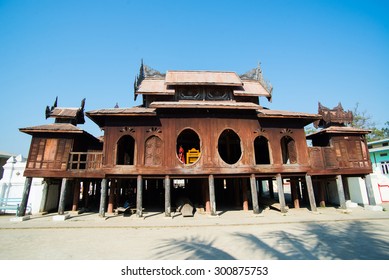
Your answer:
[0,155,44,214]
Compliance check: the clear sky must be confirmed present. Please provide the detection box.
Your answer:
[1,0,388,156]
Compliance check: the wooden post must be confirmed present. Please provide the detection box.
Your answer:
[107,180,116,214]
[268,179,275,199]
[305,174,317,212]
[99,179,108,217]
[336,175,347,209]
[203,179,211,213]
[164,175,171,217]
[17,177,32,217]
[208,174,217,216]
[242,178,249,211]
[364,174,376,206]
[72,180,80,212]
[319,180,326,207]
[39,179,49,213]
[276,174,287,213]
[136,175,143,217]
[58,178,68,215]
[290,178,300,209]
[250,174,260,214]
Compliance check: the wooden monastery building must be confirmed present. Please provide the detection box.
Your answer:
[17,63,377,219]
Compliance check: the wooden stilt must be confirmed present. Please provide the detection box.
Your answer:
[203,179,211,213]
[268,179,275,199]
[99,179,108,217]
[305,174,317,212]
[290,178,300,209]
[208,174,216,216]
[58,178,68,215]
[242,178,249,211]
[39,179,49,213]
[250,174,260,214]
[336,175,347,209]
[107,180,116,214]
[72,180,80,212]
[136,175,143,217]
[276,174,287,213]
[164,175,171,217]
[364,174,376,206]
[319,180,326,207]
[17,177,32,217]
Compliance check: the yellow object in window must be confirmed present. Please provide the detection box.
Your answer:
[186,148,200,164]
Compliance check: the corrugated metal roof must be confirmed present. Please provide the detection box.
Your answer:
[306,126,371,138]
[150,100,262,110]
[49,107,79,118]
[165,71,243,86]
[19,123,83,134]
[87,107,156,116]
[136,79,175,95]
[257,109,321,119]
[233,81,272,98]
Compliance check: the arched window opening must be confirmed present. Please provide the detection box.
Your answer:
[281,136,297,164]
[145,136,163,166]
[116,135,135,165]
[218,129,242,164]
[254,136,271,164]
[176,129,201,164]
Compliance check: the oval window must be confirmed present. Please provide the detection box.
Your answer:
[176,129,201,164]
[218,129,242,164]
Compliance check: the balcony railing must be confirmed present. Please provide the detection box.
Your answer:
[68,152,103,170]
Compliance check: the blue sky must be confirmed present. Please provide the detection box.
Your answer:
[1,0,388,156]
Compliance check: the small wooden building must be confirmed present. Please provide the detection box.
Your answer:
[17,64,376,219]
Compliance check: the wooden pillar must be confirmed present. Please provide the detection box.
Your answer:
[319,180,326,207]
[72,180,80,212]
[290,178,300,209]
[276,174,287,213]
[364,174,376,206]
[136,175,143,217]
[242,178,249,211]
[107,180,116,214]
[39,180,49,213]
[305,174,317,212]
[336,175,347,209]
[164,175,171,217]
[203,179,211,213]
[17,177,32,217]
[58,178,68,215]
[250,174,260,214]
[208,174,216,216]
[99,178,108,217]
[268,179,275,199]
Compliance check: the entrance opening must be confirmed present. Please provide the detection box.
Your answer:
[116,135,135,165]
[281,136,297,164]
[218,129,242,164]
[254,136,271,164]
[176,129,201,164]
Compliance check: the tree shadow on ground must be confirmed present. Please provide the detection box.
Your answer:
[233,221,389,260]
[150,221,389,260]
[151,236,235,260]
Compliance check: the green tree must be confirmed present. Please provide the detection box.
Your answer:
[351,103,387,141]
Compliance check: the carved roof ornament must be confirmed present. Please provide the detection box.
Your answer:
[45,97,86,125]
[240,62,273,95]
[133,60,165,101]
[313,102,353,128]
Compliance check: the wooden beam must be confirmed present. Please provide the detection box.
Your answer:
[72,179,80,212]
[107,180,116,214]
[208,174,217,216]
[305,174,317,212]
[99,179,108,217]
[17,177,32,217]
[250,174,260,214]
[276,174,287,213]
[136,175,143,217]
[336,175,347,209]
[242,178,249,211]
[164,175,171,217]
[290,178,300,209]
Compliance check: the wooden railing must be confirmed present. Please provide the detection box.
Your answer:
[68,152,103,170]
